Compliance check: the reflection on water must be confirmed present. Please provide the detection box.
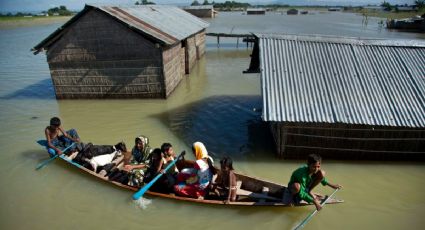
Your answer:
[152,95,273,159]
[0,11,424,230]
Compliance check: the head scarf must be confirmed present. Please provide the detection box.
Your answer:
[193,142,208,160]
[133,135,151,163]
[135,135,149,150]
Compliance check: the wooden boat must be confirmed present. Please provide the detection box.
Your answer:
[37,141,343,206]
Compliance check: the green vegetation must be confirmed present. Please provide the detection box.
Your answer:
[0,5,73,18]
[213,1,251,11]
[135,0,155,5]
[190,0,213,6]
[47,5,72,16]
[344,1,425,20]
[415,0,425,8]
[380,1,393,11]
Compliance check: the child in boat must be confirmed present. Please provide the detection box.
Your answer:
[174,142,216,199]
[160,143,179,191]
[288,154,342,211]
[212,156,237,203]
[143,148,170,192]
[45,117,80,157]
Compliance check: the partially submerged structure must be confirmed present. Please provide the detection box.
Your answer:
[247,8,266,15]
[246,33,425,160]
[287,9,298,15]
[387,15,425,32]
[32,4,209,99]
[183,5,217,18]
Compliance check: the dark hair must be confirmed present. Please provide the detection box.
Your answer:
[148,148,163,171]
[220,156,234,170]
[307,154,322,165]
[152,148,162,158]
[207,157,217,175]
[50,117,61,126]
[161,143,172,153]
[135,137,142,144]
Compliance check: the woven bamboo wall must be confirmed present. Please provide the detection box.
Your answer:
[270,122,425,161]
[46,9,164,99]
[195,30,206,59]
[184,30,206,75]
[185,35,197,74]
[162,43,184,97]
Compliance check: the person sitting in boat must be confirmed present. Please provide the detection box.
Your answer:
[45,117,80,157]
[174,142,216,199]
[123,136,154,186]
[288,154,342,211]
[211,156,237,203]
[143,148,170,192]
[131,135,153,165]
[158,143,180,192]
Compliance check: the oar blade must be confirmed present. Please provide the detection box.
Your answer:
[293,188,340,230]
[132,150,186,200]
[35,141,76,170]
[35,155,58,170]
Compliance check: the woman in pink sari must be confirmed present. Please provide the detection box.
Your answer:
[174,142,216,199]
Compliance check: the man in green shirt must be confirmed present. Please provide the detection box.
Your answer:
[288,154,342,211]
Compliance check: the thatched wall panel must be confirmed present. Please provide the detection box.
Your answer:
[186,36,197,74]
[271,122,425,160]
[50,67,161,77]
[54,83,162,95]
[162,43,184,97]
[180,47,185,76]
[195,30,206,58]
[50,75,161,86]
[49,59,161,68]
[46,9,167,98]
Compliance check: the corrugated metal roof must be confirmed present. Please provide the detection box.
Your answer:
[97,5,209,45]
[32,4,209,52]
[256,33,425,128]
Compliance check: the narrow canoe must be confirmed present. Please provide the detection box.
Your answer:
[37,141,343,206]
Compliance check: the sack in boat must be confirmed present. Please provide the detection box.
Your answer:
[128,169,145,187]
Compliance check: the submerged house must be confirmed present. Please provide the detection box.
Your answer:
[247,8,266,15]
[287,9,298,15]
[183,5,217,18]
[247,34,425,160]
[32,4,209,99]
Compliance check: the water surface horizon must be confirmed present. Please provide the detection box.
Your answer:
[0,11,424,230]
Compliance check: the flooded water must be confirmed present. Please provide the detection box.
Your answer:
[0,11,424,230]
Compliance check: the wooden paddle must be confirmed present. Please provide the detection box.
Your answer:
[293,188,340,230]
[132,151,186,200]
[35,141,76,170]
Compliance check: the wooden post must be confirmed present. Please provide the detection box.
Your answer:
[236,37,239,48]
[246,36,249,48]
[217,35,220,48]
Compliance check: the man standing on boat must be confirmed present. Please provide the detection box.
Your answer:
[288,154,342,211]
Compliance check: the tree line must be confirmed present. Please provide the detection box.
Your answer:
[0,5,73,17]
[380,0,424,11]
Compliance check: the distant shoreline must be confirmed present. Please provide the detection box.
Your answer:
[0,16,71,29]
